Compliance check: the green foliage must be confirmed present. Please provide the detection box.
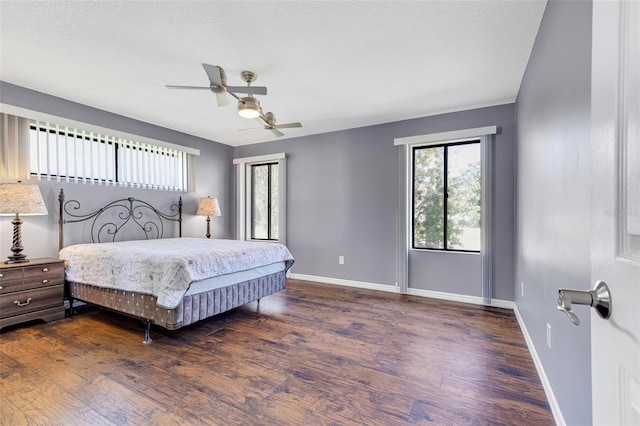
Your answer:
[414,146,480,249]
[447,160,480,249]
[413,148,445,248]
[251,163,279,240]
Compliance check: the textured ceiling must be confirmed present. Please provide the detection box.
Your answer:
[0,1,546,147]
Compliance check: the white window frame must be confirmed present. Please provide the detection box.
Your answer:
[394,126,496,303]
[233,153,287,244]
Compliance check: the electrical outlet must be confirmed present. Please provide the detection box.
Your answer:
[521,282,524,298]
[338,256,344,265]
[546,323,552,349]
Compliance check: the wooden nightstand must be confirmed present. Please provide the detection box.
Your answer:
[0,257,65,329]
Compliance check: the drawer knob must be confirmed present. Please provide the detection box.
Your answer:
[0,286,3,290]
[42,267,49,272]
[0,273,3,277]
[14,298,32,307]
[42,279,49,284]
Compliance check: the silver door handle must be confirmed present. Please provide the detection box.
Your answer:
[557,281,612,326]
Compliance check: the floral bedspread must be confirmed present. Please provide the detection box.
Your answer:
[60,238,294,309]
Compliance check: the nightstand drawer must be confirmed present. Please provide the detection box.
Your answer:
[23,263,65,289]
[0,285,64,318]
[0,268,23,286]
[0,279,23,294]
[23,262,64,278]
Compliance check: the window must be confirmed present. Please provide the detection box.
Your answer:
[251,162,279,240]
[28,120,193,191]
[234,153,287,244]
[412,140,481,251]
[29,125,116,183]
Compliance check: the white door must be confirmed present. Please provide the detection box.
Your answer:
[591,0,640,424]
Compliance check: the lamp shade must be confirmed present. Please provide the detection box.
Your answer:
[0,183,48,216]
[196,197,221,217]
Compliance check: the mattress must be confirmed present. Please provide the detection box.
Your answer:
[184,262,285,296]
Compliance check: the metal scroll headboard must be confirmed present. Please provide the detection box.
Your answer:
[58,189,182,251]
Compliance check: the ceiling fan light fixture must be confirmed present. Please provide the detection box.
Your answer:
[238,97,261,119]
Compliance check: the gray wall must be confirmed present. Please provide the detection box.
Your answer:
[410,251,482,297]
[235,103,516,301]
[0,82,234,260]
[515,0,592,425]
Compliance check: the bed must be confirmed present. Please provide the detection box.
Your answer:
[57,190,294,343]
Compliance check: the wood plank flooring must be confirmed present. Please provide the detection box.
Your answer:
[0,280,554,425]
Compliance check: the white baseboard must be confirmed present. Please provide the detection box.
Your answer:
[289,273,399,293]
[514,305,565,426]
[289,273,514,308]
[406,287,515,309]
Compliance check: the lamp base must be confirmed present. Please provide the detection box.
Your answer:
[6,213,28,264]
[6,255,29,264]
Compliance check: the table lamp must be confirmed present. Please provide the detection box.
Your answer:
[0,183,48,263]
[196,196,221,239]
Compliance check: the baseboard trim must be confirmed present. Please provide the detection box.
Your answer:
[289,273,514,309]
[289,273,399,293]
[406,287,515,309]
[514,305,565,426]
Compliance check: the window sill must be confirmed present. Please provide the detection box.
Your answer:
[409,248,480,255]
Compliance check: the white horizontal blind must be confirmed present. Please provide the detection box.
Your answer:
[29,120,190,191]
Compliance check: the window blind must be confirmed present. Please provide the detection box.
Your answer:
[29,120,191,191]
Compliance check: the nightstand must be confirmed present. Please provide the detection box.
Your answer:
[0,257,65,329]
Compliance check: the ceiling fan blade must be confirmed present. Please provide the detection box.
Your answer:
[215,92,229,107]
[275,122,302,129]
[165,85,210,90]
[239,127,263,131]
[271,129,285,137]
[225,85,268,96]
[202,63,224,86]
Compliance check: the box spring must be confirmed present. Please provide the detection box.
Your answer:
[67,270,286,330]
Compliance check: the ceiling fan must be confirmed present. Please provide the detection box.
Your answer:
[241,112,302,137]
[166,64,267,114]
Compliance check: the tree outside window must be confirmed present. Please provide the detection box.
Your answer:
[251,162,279,241]
[413,141,481,251]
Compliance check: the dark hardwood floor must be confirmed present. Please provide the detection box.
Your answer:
[0,279,553,425]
